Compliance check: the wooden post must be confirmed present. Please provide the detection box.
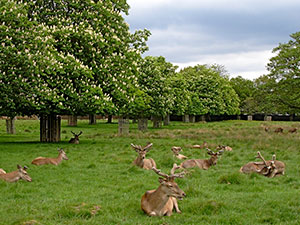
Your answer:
[247,115,253,121]
[68,115,77,126]
[200,115,206,122]
[89,114,97,125]
[138,118,148,131]
[118,117,129,135]
[6,117,16,134]
[264,115,272,121]
[40,115,61,142]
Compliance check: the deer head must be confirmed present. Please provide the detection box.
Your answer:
[131,143,153,160]
[58,148,69,161]
[255,151,277,176]
[206,148,223,165]
[171,146,182,155]
[17,165,32,182]
[152,164,186,200]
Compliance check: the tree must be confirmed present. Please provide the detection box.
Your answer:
[0,0,149,140]
[267,31,300,114]
[134,56,176,128]
[179,65,240,118]
[230,76,256,114]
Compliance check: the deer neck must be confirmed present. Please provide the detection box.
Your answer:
[55,153,64,164]
[206,157,215,167]
[135,156,144,167]
[149,185,171,215]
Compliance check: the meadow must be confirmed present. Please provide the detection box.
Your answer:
[0,119,300,225]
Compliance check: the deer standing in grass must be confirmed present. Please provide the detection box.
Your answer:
[240,151,285,178]
[180,148,224,170]
[131,143,156,170]
[171,146,187,160]
[31,148,68,166]
[0,165,32,182]
[141,164,186,216]
[69,131,82,144]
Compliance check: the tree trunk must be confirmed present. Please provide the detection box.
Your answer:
[107,115,112,123]
[138,118,148,131]
[152,116,162,128]
[68,115,77,126]
[183,114,189,123]
[163,114,170,126]
[6,117,16,134]
[40,115,61,142]
[89,114,97,125]
[118,117,129,135]
[189,115,195,123]
[200,115,206,122]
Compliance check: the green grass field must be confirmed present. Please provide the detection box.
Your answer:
[0,119,300,225]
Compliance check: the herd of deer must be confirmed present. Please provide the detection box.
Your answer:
[131,141,286,216]
[0,129,287,217]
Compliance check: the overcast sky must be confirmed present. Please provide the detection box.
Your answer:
[125,0,300,80]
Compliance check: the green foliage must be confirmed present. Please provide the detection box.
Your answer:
[267,31,300,113]
[179,65,240,116]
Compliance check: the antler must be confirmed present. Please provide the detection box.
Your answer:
[71,131,76,135]
[152,165,185,181]
[256,151,267,166]
[131,143,142,152]
[143,143,153,152]
[206,148,214,155]
[78,131,83,136]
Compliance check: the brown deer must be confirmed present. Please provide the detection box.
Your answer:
[192,141,208,149]
[131,143,156,170]
[216,145,232,152]
[171,146,187,160]
[141,164,186,216]
[288,128,297,133]
[180,148,223,170]
[31,148,69,166]
[274,127,283,133]
[69,131,82,144]
[240,151,285,178]
[0,165,32,182]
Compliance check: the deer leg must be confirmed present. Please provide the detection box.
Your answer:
[172,197,181,214]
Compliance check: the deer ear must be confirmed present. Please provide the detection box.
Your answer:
[17,164,21,169]
[158,177,167,184]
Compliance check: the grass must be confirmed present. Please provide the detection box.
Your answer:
[0,119,300,224]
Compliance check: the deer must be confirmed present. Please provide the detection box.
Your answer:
[31,148,69,166]
[141,164,186,216]
[240,151,285,178]
[274,127,283,133]
[69,131,82,144]
[288,128,297,133]
[171,146,187,160]
[192,141,208,149]
[0,165,32,182]
[216,145,232,152]
[131,143,156,170]
[180,148,224,170]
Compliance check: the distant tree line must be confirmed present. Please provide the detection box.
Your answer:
[0,0,299,141]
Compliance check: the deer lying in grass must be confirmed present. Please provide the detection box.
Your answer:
[180,148,223,170]
[192,141,208,149]
[288,128,297,133]
[0,165,32,182]
[31,148,69,166]
[171,146,187,160]
[69,131,82,144]
[240,151,285,178]
[131,143,156,170]
[141,164,186,216]
[217,145,232,152]
[274,127,283,133]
